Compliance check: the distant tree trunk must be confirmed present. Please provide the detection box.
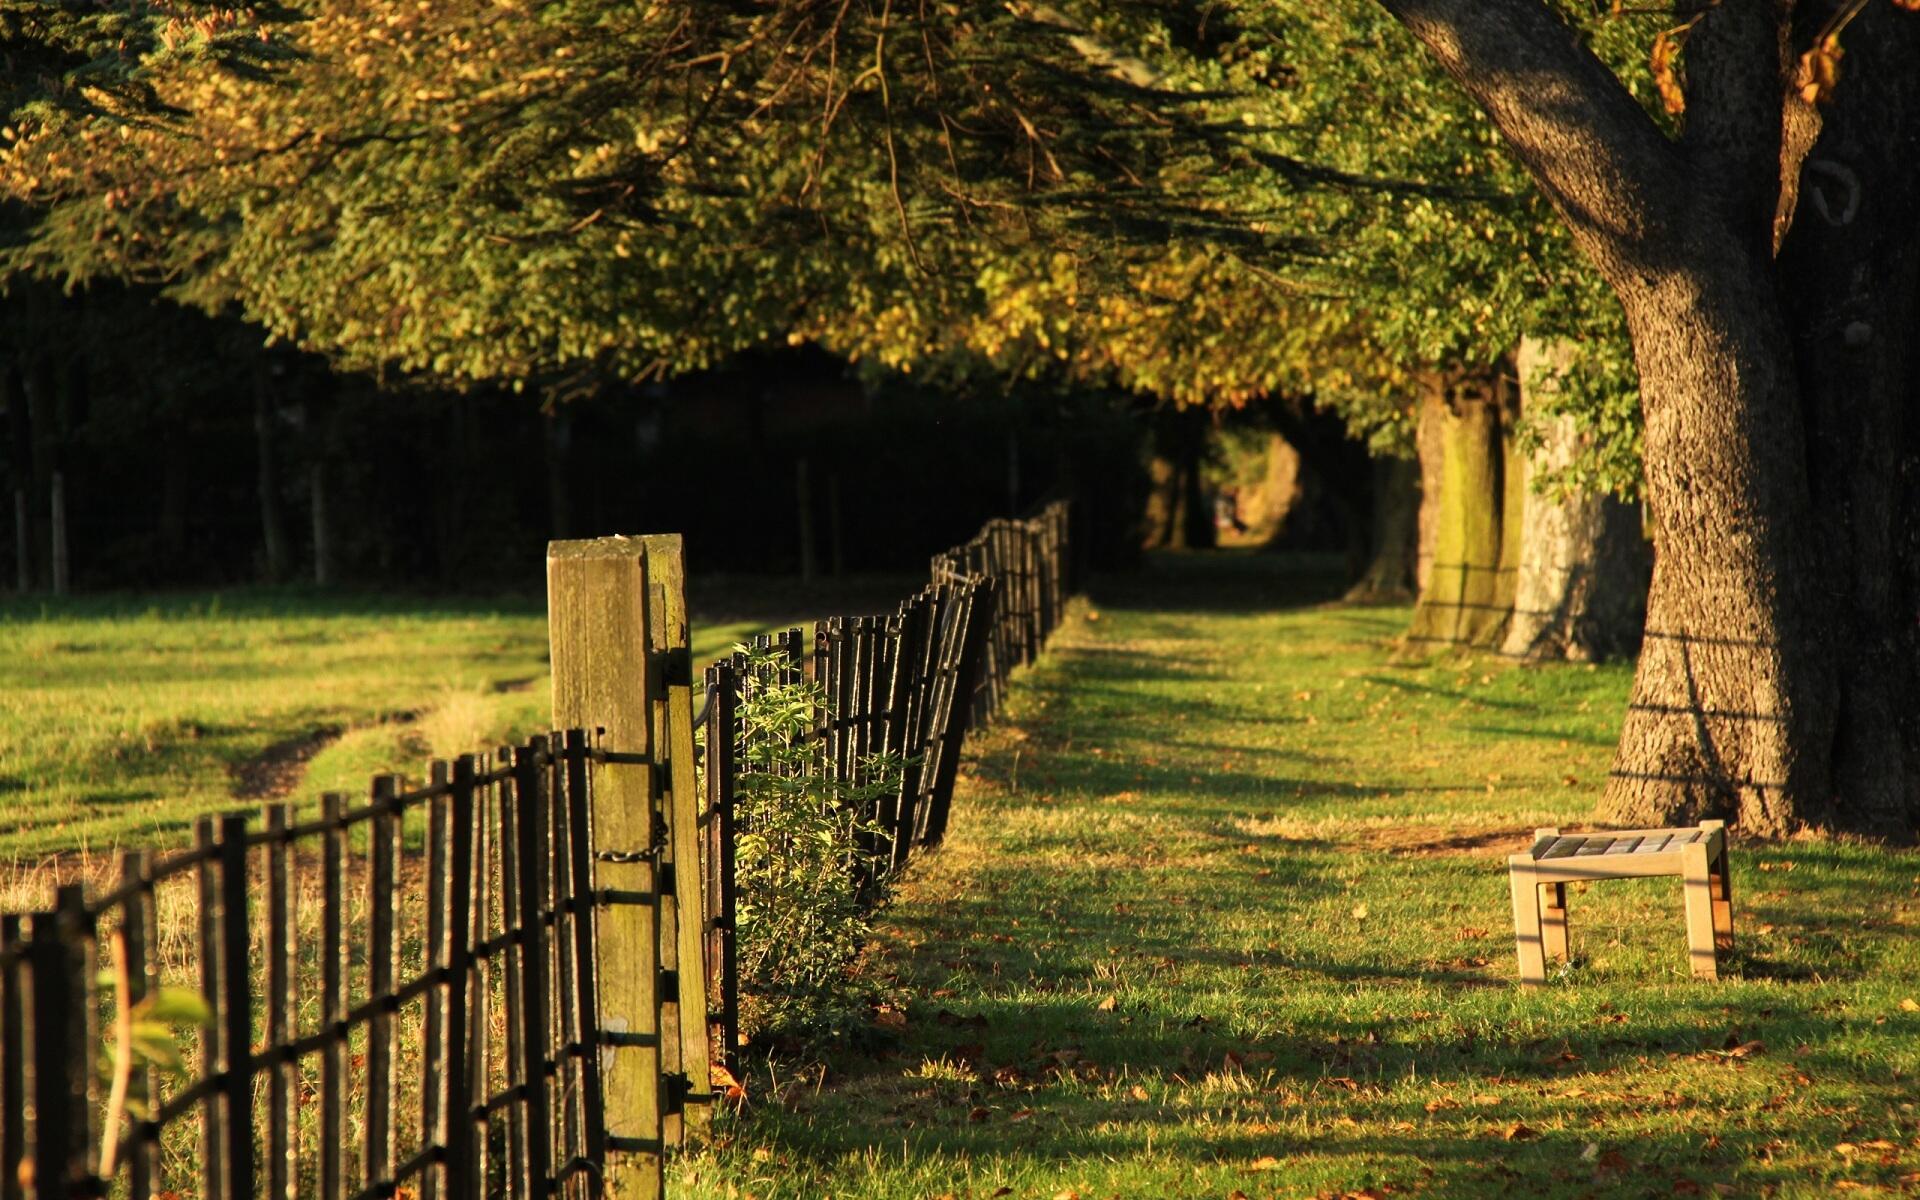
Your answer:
[4,362,30,592]
[48,471,68,596]
[253,365,290,582]
[1344,456,1420,603]
[11,490,26,594]
[1407,369,1518,647]
[1141,406,1214,550]
[1501,338,1651,661]
[310,464,333,586]
[795,457,816,581]
[827,472,845,577]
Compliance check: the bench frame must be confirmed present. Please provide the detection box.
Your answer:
[1507,820,1732,984]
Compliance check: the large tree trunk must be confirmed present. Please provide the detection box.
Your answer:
[1501,338,1651,662]
[1407,369,1518,648]
[1599,264,1827,836]
[1344,455,1419,603]
[1378,0,1917,837]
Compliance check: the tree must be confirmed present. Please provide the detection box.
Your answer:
[1375,0,1920,837]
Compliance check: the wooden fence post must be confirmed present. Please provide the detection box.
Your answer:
[548,537,665,1199]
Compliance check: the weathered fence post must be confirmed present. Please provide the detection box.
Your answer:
[552,537,718,1198]
[547,536,666,1199]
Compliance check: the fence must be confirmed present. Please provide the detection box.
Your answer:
[699,500,1072,1076]
[1,735,611,1200]
[3,505,1075,1200]
[931,500,1073,723]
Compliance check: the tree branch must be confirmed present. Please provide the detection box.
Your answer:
[1374,0,1690,286]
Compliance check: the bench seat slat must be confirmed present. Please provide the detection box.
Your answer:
[1635,834,1672,852]
[1574,838,1616,856]
[1540,837,1586,860]
[1605,836,1644,854]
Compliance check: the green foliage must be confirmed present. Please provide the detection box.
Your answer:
[95,980,213,1117]
[729,647,906,1049]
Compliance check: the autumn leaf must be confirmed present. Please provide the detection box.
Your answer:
[1096,993,1118,1012]
[1247,1156,1282,1172]
[1796,34,1845,105]
[1651,29,1686,116]
[1899,997,1918,1012]
[1504,1122,1539,1141]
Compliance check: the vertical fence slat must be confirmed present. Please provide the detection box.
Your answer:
[195,817,225,1200]
[701,666,740,1083]
[421,763,450,1200]
[320,793,349,1200]
[265,804,296,1200]
[29,890,90,1200]
[364,777,400,1193]
[123,849,161,1200]
[443,756,479,1200]
[513,742,553,1196]
[470,763,495,1200]
[0,914,23,1200]
[496,750,530,1200]
[561,729,608,1188]
[219,812,255,1200]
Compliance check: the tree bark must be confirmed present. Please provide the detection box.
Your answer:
[1344,455,1419,603]
[1414,378,1445,594]
[1501,338,1651,662]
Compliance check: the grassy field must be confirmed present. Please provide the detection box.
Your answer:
[681,553,1920,1200]
[0,575,913,860]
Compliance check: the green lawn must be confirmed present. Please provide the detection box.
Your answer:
[680,552,1920,1200]
[0,576,912,860]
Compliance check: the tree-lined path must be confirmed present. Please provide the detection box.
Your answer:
[682,554,1920,1200]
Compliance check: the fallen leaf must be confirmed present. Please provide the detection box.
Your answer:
[1247,1156,1282,1172]
[968,1106,990,1123]
[1009,1109,1035,1123]
[873,1006,908,1031]
[1900,997,1918,1012]
[1351,903,1370,920]
[1581,1143,1600,1162]
[1471,1094,1501,1106]
[1129,1084,1150,1101]
[1096,994,1118,1013]
[1504,1122,1539,1141]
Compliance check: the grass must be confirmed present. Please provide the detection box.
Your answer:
[679,552,1920,1200]
[0,575,915,861]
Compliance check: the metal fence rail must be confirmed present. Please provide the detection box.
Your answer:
[2,733,611,1200]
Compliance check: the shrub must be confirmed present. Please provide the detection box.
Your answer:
[725,647,905,1047]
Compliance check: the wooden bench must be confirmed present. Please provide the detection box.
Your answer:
[1507,820,1732,983]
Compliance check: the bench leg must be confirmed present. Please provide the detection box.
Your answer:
[1508,856,1548,984]
[1540,881,1568,963]
[1710,844,1734,953]
[1682,842,1720,980]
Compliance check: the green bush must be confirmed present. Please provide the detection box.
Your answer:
[725,647,905,1048]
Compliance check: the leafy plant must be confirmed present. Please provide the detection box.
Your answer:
[724,646,906,1049]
